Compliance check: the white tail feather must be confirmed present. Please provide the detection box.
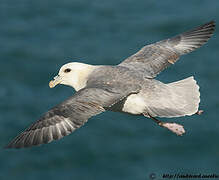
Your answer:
[145,76,200,118]
[167,76,200,116]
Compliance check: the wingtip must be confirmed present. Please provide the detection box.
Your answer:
[210,20,216,30]
[209,20,215,26]
[3,143,19,149]
[202,20,216,31]
[208,20,216,25]
[3,142,38,149]
[199,20,216,31]
[173,20,216,54]
[206,20,215,24]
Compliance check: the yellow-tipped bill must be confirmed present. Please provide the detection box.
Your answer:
[49,75,62,88]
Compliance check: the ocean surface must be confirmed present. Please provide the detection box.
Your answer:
[1,1,219,180]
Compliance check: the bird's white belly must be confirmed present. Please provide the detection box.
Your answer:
[122,94,146,114]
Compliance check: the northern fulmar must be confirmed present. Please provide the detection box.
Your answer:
[5,21,215,148]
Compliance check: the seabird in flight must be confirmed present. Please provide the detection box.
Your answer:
[5,21,215,148]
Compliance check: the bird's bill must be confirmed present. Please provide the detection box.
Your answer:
[49,75,62,88]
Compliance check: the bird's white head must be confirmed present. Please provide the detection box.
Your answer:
[49,62,96,91]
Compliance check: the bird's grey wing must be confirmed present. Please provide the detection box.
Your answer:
[5,85,140,149]
[119,21,215,78]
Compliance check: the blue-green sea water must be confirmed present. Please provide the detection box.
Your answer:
[1,1,219,180]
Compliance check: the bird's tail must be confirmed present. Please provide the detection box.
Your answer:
[145,76,200,118]
[166,76,200,116]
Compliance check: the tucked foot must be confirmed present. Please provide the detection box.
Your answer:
[144,112,186,136]
[196,110,204,115]
[159,122,185,136]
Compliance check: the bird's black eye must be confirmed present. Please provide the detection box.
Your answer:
[64,68,71,73]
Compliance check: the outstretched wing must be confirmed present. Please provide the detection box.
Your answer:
[5,85,140,149]
[119,21,215,78]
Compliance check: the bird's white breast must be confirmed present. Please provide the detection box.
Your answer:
[122,94,146,114]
